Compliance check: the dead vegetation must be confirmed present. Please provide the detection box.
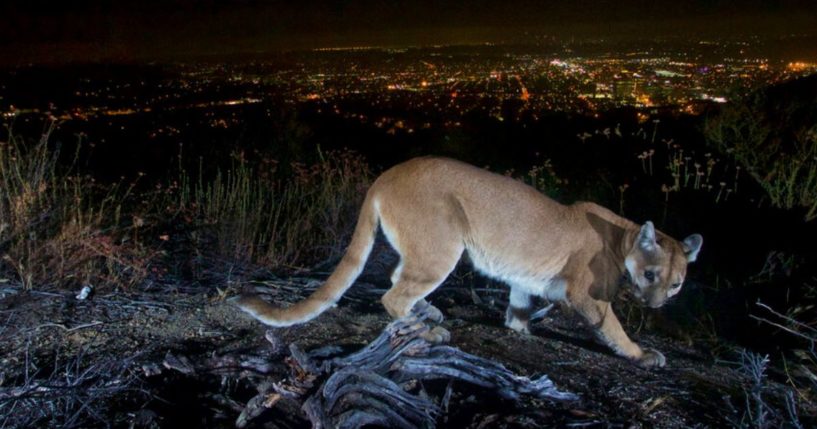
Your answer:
[0,124,156,291]
[0,126,371,292]
[0,347,147,428]
[2,265,815,428]
[236,303,575,429]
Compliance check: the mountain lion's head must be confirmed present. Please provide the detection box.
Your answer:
[625,221,702,308]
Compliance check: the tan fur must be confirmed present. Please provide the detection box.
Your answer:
[235,157,702,368]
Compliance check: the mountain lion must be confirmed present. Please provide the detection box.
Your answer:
[236,157,702,368]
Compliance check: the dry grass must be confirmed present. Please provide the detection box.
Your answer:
[0,125,155,290]
[1,125,372,290]
[175,148,372,275]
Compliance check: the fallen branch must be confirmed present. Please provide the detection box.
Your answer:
[239,303,576,428]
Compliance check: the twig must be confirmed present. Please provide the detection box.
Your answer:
[566,421,604,428]
[0,312,14,338]
[750,302,817,357]
[22,290,66,298]
[97,296,175,309]
[755,301,817,336]
[27,321,103,333]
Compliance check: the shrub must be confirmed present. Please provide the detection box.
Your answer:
[176,148,372,275]
[519,158,565,199]
[704,76,817,221]
[0,125,154,290]
[0,122,372,289]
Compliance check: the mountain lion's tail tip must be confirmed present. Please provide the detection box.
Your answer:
[231,294,270,317]
[231,294,299,327]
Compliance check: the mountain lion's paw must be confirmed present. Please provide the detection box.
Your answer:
[425,304,445,323]
[636,348,666,368]
[505,317,531,335]
[421,326,451,344]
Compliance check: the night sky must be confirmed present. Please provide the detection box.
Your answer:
[1,0,816,64]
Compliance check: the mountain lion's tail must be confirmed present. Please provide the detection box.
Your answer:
[234,192,379,327]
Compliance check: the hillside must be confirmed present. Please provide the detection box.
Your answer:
[2,241,812,428]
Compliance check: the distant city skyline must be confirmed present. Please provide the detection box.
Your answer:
[4,43,815,128]
[1,1,817,65]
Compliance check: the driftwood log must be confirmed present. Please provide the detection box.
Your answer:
[237,304,576,428]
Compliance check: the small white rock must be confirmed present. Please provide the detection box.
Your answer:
[75,284,93,300]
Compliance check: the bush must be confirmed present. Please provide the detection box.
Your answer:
[1,120,374,290]
[0,125,154,290]
[704,76,817,221]
[175,148,372,276]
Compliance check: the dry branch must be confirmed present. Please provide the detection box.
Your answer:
[238,303,576,428]
[0,351,145,428]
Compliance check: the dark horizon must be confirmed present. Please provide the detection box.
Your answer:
[1,1,816,65]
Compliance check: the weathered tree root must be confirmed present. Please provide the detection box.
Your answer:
[238,304,576,428]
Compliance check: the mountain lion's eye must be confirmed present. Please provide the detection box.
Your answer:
[644,270,655,282]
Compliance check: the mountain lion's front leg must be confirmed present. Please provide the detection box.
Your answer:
[573,297,666,368]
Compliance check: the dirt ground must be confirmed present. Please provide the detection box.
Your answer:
[1,246,814,428]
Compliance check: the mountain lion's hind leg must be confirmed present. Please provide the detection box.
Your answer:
[381,250,461,343]
[382,275,453,343]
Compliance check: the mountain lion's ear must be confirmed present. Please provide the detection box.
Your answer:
[682,234,703,262]
[636,221,658,251]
